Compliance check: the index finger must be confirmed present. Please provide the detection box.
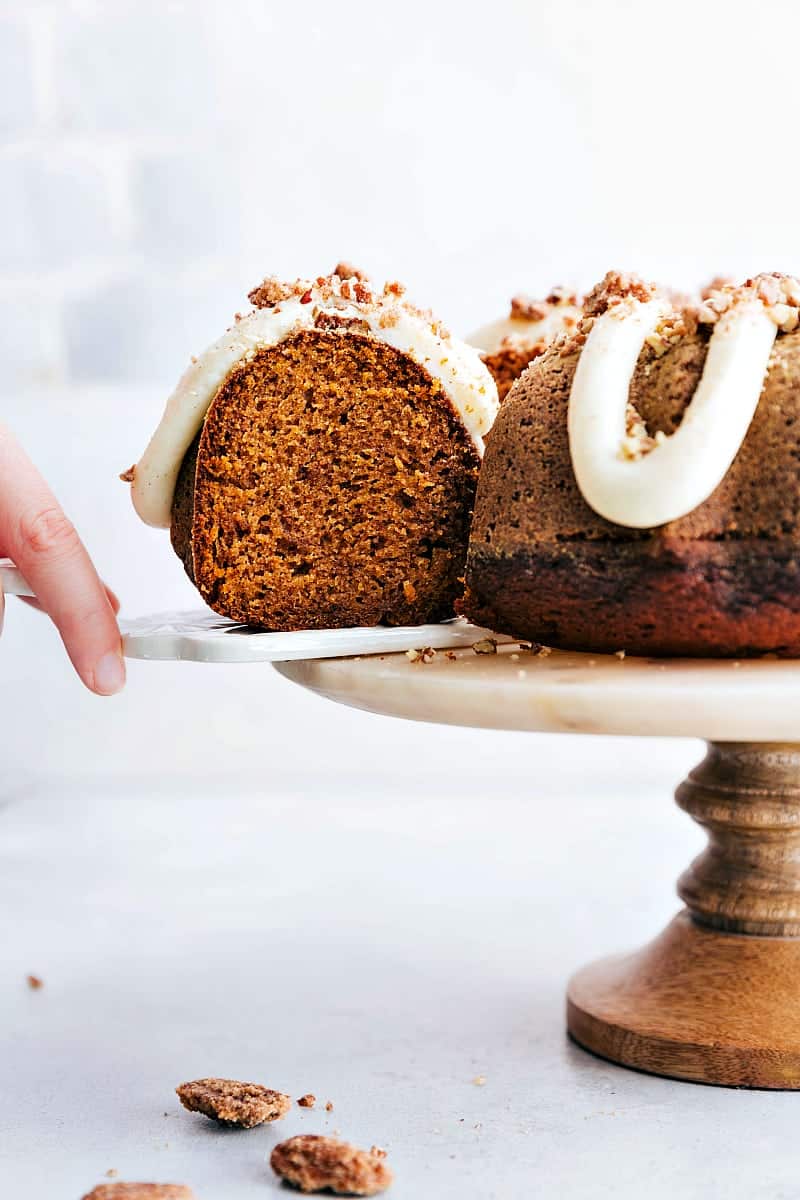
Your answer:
[0,424,125,695]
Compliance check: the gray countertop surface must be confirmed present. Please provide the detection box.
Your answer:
[2,732,797,1200]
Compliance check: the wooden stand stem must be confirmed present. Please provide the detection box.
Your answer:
[567,741,800,1088]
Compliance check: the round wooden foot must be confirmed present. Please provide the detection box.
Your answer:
[568,742,800,1088]
[567,911,800,1087]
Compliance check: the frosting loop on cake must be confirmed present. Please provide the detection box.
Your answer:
[568,294,778,529]
[131,273,499,528]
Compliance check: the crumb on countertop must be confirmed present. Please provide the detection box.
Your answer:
[406,646,436,664]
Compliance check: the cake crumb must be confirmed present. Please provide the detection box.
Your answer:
[406,646,436,664]
[325,1101,334,1112]
[472,638,498,655]
[297,1094,316,1108]
[26,974,43,990]
[106,1170,118,1178]
[472,1075,487,1086]
[119,465,136,484]
[81,1186,194,1200]
[176,1078,291,1128]
[615,649,626,660]
[271,1134,392,1196]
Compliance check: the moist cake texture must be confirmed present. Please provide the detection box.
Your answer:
[171,329,481,629]
[465,271,800,657]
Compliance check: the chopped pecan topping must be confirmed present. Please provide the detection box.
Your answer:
[247,275,296,308]
[583,271,657,318]
[333,260,368,281]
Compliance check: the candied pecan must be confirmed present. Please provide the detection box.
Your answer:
[81,1186,194,1200]
[270,1135,393,1196]
[176,1077,291,1128]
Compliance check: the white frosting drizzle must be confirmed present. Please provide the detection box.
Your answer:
[468,306,582,356]
[568,297,778,528]
[131,285,499,529]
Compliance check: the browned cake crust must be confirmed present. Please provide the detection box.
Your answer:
[464,321,800,657]
[172,329,480,630]
[176,1077,291,1127]
[270,1135,392,1196]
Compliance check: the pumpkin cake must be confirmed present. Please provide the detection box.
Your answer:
[126,268,498,630]
[464,270,800,657]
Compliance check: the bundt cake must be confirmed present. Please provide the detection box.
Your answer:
[469,288,582,400]
[126,267,499,630]
[464,271,800,657]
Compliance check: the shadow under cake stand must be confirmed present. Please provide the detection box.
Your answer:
[275,643,800,1090]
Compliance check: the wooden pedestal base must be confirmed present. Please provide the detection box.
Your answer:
[568,742,800,1088]
[568,911,800,1087]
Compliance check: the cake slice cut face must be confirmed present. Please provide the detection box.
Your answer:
[129,272,498,630]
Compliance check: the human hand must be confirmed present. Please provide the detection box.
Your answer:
[0,423,125,695]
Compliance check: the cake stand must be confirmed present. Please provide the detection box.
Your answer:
[275,643,800,1090]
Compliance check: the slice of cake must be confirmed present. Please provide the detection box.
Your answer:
[469,288,582,400]
[126,268,498,630]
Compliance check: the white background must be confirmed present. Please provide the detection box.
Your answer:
[2,2,800,1197]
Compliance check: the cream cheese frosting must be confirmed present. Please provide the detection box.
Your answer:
[568,284,785,529]
[468,290,582,356]
[130,274,499,529]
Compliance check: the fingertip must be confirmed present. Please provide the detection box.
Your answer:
[90,649,126,696]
